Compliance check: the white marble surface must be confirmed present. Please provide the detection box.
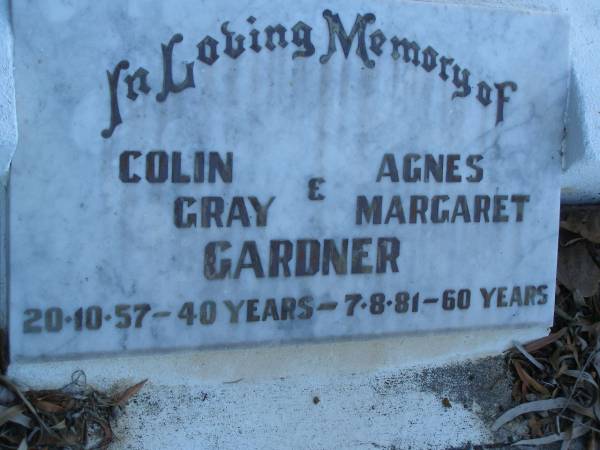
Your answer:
[9,0,568,360]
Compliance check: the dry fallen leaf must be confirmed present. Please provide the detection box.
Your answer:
[0,372,146,449]
[497,215,600,448]
[112,378,148,407]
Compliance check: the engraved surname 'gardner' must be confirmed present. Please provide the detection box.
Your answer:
[101,9,517,138]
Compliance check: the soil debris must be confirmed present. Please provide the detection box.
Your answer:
[0,370,146,449]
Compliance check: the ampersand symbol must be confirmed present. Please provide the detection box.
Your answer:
[308,177,325,200]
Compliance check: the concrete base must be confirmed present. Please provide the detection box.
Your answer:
[9,327,542,449]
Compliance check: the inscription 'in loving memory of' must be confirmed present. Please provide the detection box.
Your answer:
[101,9,518,138]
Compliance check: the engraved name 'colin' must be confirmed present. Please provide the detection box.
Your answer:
[101,9,518,138]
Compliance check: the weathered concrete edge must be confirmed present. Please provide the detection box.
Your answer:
[0,0,16,370]
[8,325,546,382]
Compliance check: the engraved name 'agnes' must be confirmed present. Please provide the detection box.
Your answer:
[101,9,518,139]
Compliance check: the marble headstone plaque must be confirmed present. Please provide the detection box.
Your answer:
[9,0,568,360]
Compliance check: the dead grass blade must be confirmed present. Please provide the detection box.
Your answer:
[513,341,545,371]
[492,398,569,431]
[524,328,568,353]
[0,405,24,427]
[513,360,550,396]
[512,425,589,446]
